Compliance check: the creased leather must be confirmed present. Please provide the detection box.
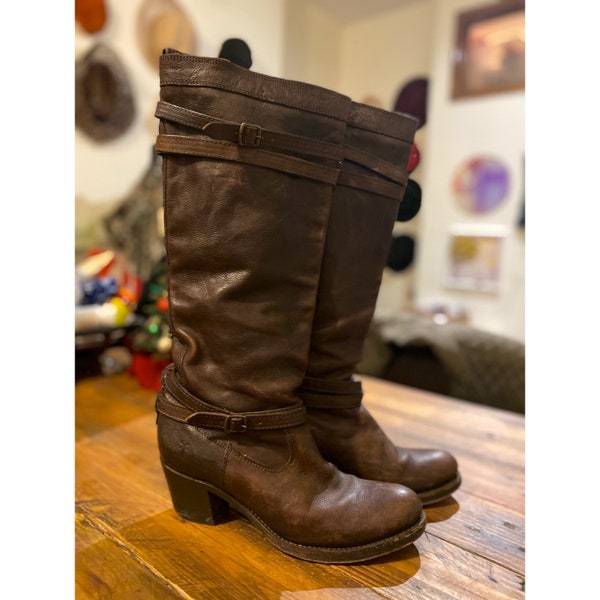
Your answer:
[302,101,460,499]
[155,53,424,551]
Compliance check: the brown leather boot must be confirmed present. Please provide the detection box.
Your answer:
[154,51,425,564]
[299,101,461,506]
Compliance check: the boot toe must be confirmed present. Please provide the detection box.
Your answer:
[406,448,461,504]
[390,484,424,531]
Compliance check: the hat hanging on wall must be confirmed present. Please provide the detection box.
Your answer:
[393,77,428,129]
[386,235,416,272]
[76,0,108,34]
[75,43,136,143]
[137,0,197,72]
[397,179,422,222]
[407,143,420,174]
[218,38,252,69]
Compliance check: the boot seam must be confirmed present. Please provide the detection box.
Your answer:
[223,428,297,473]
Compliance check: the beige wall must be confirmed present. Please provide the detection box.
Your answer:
[75,0,286,211]
[291,0,525,342]
[333,0,437,326]
[415,0,524,342]
[283,0,341,89]
[337,0,435,108]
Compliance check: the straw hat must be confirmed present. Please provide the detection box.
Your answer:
[137,0,197,72]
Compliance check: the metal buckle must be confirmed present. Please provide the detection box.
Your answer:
[224,415,248,433]
[238,123,263,147]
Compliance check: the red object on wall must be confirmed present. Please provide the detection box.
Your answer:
[128,352,171,391]
[76,0,108,33]
[408,143,420,173]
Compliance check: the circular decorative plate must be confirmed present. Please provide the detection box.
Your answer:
[452,156,510,214]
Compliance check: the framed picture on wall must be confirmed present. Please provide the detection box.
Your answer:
[451,0,525,99]
[444,225,508,293]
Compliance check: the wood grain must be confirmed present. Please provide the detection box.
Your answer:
[75,373,525,599]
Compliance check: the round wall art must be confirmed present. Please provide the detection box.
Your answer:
[452,155,510,214]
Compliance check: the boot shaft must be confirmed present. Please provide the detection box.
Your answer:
[156,52,353,412]
[154,55,427,562]
[306,101,418,380]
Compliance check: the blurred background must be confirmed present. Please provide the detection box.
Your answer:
[74,0,526,411]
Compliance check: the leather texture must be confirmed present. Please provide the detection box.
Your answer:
[300,102,461,504]
[154,52,425,562]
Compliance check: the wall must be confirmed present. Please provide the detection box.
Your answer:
[335,0,436,321]
[283,0,342,89]
[75,0,286,249]
[326,0,525,342]
[415,0,525,342]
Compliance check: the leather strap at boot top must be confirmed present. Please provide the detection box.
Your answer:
[343,145,408,186]
[298,376,363,409]
[156,365,306,433]
[155,101,344,163]
[337,171,406,201]
[155,134,340,185]
[338,147,409,200]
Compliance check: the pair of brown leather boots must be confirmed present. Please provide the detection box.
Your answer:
[154,50,460,564]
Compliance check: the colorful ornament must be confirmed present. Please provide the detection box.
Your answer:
[156,296,169,313]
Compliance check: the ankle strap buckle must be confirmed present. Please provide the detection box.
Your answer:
[224,414,248,433]
[238,122,263,147]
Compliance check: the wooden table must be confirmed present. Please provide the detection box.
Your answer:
[75,372,525,599]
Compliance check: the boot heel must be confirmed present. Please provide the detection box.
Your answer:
[162,464,229,525]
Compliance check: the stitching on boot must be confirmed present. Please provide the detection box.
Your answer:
[225,429,296,473]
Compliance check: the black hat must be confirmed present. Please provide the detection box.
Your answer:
[397,179,422,222]
[218,38,252,69]
[75,43,135,142]
[386,235,415,272]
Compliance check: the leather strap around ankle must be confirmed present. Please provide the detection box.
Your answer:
[298,376,363,409]
[157,365,306,432]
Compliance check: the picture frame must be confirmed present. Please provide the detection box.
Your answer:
[443,225,507,293]
[451,0,525,99]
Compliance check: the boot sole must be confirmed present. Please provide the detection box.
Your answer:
[162,462,426,564]
[418,472,462,506]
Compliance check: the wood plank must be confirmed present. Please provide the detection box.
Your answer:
[76,374,525,599]
[360,375,524,434]
[361,422,525,513]
[111,509,387,599]
[76,415,384,598]
[337,531,525,600]
[360,376,525,511]
[76,511,185,599]
[424,493,524,574]
[75,373,156,441]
